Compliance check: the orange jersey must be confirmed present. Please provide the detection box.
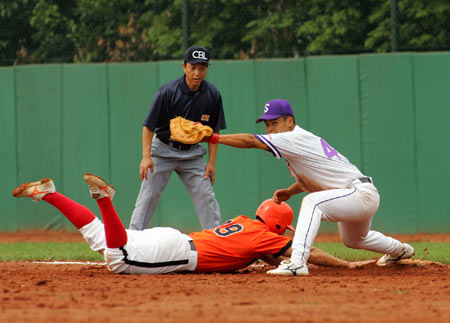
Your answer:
[189,216,292,273]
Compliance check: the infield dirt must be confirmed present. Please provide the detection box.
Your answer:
[1,232,449,323]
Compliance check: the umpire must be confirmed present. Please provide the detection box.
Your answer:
[129,46,226,230]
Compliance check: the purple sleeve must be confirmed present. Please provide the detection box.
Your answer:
[254,134,282,159]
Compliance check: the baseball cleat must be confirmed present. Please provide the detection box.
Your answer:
[12,178,56,202]
[266,260,309,276]
[376,243,415,266]
[83,172,116,200]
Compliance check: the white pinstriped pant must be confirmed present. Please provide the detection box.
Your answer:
[80,218,198,274]
[290,181,404,264]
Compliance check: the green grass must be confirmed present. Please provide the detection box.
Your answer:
[0,242,104,261]
[0,241,449,264]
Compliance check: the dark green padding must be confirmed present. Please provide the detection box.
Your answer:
[2,53,450,233]
[359,54,418,234]
[413,53,450,232]
[0,67,18,231]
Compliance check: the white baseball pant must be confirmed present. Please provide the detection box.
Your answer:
[290,180,404,264]
[80,218,198,274]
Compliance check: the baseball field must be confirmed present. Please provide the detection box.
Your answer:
[1,231,449,322]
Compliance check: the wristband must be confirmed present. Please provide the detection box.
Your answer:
[208,133,220,144]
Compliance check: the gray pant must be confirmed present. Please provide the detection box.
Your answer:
[129,137,222,230]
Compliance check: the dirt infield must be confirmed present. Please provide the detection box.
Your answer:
[1,232,449,323]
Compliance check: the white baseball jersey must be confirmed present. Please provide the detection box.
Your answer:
[255,125,364,192]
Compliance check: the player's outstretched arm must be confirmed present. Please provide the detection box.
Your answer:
[308,247,357,268]
[260,254,286,267]
[261,246,374,269]
[211,133,270,151]
[261,247,345,267]
[308,247,375,268]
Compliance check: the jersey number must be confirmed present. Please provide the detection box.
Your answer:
[320,138,340,159]
[214,221,244,237]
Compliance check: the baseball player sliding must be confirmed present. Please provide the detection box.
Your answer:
[12,173,371,274]
[206,99,414,276]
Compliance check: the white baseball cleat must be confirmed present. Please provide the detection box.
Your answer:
[266,260,309,276]
[376,243,415,266]
[12,178,56,202]
[83,173,116,200]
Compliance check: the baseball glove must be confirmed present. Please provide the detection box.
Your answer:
[169,116,213,144]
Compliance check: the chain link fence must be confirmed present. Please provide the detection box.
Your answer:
[1,0,450,66]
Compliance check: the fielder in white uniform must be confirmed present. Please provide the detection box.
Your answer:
[207,99,414,276]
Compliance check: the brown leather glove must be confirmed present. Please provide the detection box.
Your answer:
[169,116,213,144]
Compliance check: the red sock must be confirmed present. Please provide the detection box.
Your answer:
[96,197,127,248]
[43,192,96,229]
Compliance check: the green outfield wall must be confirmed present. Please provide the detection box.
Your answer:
[1,52,449,234]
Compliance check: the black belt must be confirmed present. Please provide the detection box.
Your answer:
[189,240,197,251]
[358,177,372,184]
[159,137,192,151]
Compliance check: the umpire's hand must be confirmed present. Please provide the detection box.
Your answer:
[140,156,154,181]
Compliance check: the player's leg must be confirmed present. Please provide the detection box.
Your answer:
[176,156,222,229]
[12,178,106,253]
[338,220,403,254]
[267,190,333,276]
[338,220,414,265]
[83,172,131,273]
[43,192,97,229]
[328,183,414,265]
[83,173,126,249]
[296,184,383,260]
[293,182,413,266]
[268,186,372,276]
[83,174,198,274]
[12,178,96,229]
[129,155,175,230]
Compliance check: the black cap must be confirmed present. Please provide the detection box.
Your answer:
[184,46,210,65]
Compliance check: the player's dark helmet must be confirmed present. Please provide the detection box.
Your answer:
[255,199,295,235]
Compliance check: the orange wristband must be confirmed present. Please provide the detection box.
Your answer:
[209,133,220,144]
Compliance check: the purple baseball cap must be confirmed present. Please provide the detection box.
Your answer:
[255,99,294,123]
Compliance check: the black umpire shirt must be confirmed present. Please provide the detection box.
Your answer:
[143,75,227,143]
